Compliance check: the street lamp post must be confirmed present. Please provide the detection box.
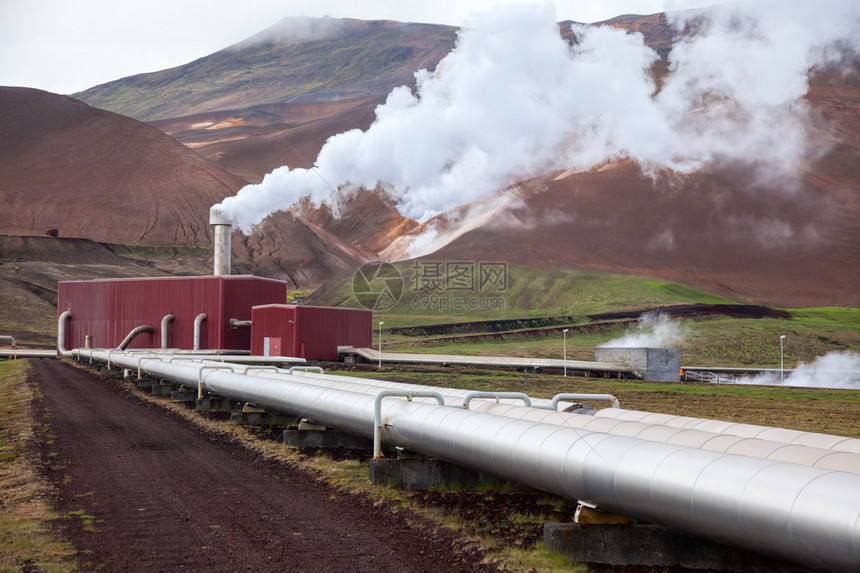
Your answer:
[378,321,384,369]
[780,334,786,383]
[563,329,569,377]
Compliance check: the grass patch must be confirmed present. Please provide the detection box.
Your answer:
[644,281,736,304]
[376,312,860,369]
[311,263,742,328]
[503,542,587,572]
[0,360,78,571]
[788,307,860,331]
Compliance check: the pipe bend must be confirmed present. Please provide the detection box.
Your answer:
[193,313,207,351]
[118,325,154,350]
[57,310,73,357]
[161,313,175,350]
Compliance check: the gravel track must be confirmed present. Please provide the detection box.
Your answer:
[32,360,495,572]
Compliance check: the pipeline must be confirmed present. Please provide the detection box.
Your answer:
[245,368,860,473]
[594,407,860,454]
[82,349,859,571]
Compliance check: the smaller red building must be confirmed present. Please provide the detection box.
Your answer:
[250,305,372,360]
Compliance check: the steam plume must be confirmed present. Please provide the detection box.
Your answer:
[749,350,860,389]
[214,1,860,238]
[599,312,687,349]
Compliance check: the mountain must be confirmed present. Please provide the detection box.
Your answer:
[0,86,413,289]
[74,18,458,122]
[0,87,242,245]
[6,13,859,307]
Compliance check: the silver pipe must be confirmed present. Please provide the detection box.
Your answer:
[548,393,619,409]
[288,366,325,374]
[594,407,860,454]
[373,390,445,458]
[193,313,207,351]
[284,370,570,410]
[354,347,635,375]
[198,365,236,399]
[262,370,860,473]
[117,326,154,350]
[161,314,175,350]
[137,353,306,365]
[461,391,531,409]
[210,206,232,276]
[87,350,860,571]
[0,335,16,347]
[57,310,72,357]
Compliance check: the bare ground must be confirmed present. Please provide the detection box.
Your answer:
[31,360,497,572]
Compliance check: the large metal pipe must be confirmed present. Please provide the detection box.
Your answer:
[57,310,72,357]
[252,369,860,473]
[210,206,232,276]
[193,313,207,351]
[117,326,154,350]
[115,358,859,471]
[160,313,175,350]
[594,407,860,454]
[86,349,860,571]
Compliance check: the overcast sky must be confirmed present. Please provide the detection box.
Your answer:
[0,0,718,95]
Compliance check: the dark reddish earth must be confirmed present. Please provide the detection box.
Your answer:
[32,360,497,572]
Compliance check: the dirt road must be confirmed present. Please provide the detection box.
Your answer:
[32,360,494,572]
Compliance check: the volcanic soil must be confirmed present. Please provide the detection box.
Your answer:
[32,360,497,572]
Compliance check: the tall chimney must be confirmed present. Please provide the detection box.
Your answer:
[210,206,232,276]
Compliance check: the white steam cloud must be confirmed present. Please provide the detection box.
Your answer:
[214,1,860,237]
[599,312,687,349]
[747,350,860,389]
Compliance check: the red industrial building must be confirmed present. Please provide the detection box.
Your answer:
[250,304,372,360]
[57,276,371,359]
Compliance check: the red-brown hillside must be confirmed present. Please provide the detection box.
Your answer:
[151,97,383,183]
[0,87,243,245]
[0,87,388,288]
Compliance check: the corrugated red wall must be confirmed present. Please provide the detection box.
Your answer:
[58,276,287,351]
[250,304,372,360]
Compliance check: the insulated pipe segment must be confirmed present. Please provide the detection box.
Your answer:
[594,407,860,454]
[282,369,572,410]
[83,350,860,571]
[193,313,207,351]
[161,314,175,350]
[57,310,72,357]
[210,206,232,276]
[117,325,154,350]
[242,368,860,474]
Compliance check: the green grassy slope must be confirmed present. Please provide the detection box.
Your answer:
[310,263,860,368]
[309,263,738,324]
